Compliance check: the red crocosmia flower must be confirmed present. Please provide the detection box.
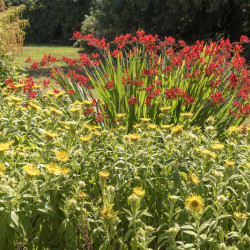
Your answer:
[66,89,74,95]
[210,79,220,88]
[122,76,132,86]
[43,79,51,88]
[164,36,175,45]
[227,73,239,89]
[5,77,13,84]
[91,53,99,58]
[128,97,137,105]
[184,96,195,105]
[105,80,114,89]
[112,49,122,58]
[240,35,250,43]
[71,31,81,40]
[178,40,186,46]
[91,98,98,106]
[95,113,103,123]
[53,89,59,93]
[83,107,95,116]
[208,91,225,104]
[25,56,32,63]
[155,79,162,86]
[29,62,39,70]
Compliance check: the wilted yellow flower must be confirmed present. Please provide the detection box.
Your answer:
[160,106,171,112]
[0,141,14,152]
[211,144,224,151]
[148,123,157,129]
[50,107,63,116]
[233,211,248,220]
[45,131,58,139]
[101,206,114,218]
[0,163,6,175]
[185,195,204,214]
[79,192,87,199]
[214,170,224,178]
[128,133,140,141]
[69,107,81,113]
[225,159,235,167]
[80,135,92,142]
[194,148,203,154]
[133,187,146,197]
[45,163,70,175]
[99,171,110,179]
[189,172,199,185]
[161,124,174,130]
[140,118,151,123]
[23,165,40,176]
[117,113,126,119]
[55,150,69,162]
[171,125,184,135]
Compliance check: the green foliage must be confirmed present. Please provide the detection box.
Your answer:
[81,0,250,43]
[0,87,249,248]
[5,0,91,44]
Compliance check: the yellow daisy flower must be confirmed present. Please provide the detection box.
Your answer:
[44,131,58,139]
[211,144,224,151]
[148,123,157,129]
[202,149,216,159]
[132,124,141,129]
[233,211,248,220]
[140,118,151,123]
[101,206,114,218]
[9,96,23,103]
[225,159,235,167]
[45,163,70,175]
[0,163,6,175]
[69,107,81,113]
[50,107,63,116]
[83,100,92,105]
[55,150,69,162]
[80,135,92,142]
[128,133,140,141]
[117,113,126,119]
[161,124,174,130]
[133,187,146,197]
[29,102,42,112]
[0,141,14,152]
[171,125,184,135]
[23,165,40,176]
[189,172,199,185]
[160,106,172,112]
[79,192,87,199]
[54,91,65,98]
[98,171,110,179]
[72,100,84,105]
[180,112,193,118]
[185,195,204,214]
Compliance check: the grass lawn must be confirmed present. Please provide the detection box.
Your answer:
[15,45,83,82]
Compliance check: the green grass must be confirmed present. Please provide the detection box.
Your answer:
[15,45,83,82]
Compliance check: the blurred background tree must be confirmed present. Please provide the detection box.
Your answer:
[4,0,250,54]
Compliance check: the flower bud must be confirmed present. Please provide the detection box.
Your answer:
[79,181,86,187]
[70,199,77,207]
[107,185,115,193]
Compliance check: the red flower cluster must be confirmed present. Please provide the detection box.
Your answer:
[128,97,137,105]
[208,91,225,105]
[105,80,114,89]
